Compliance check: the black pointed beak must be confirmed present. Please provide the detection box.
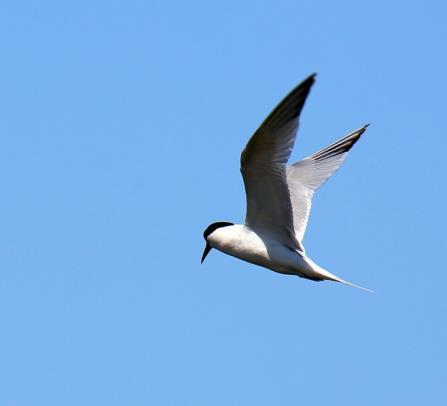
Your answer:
[201,243,212,264]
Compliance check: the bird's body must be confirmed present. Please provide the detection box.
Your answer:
[201,74,371,291]
[207,224,312,277]
[207,224,367,289]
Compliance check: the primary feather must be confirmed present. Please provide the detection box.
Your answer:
[241,74,316,252]
[287,125,368,242]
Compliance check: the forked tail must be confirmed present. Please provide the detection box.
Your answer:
[333,278,374,293]
[315,265,373,293]
[304,256,373,292]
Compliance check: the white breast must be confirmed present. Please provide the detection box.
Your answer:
[208,224,265,260]
[207,224,306,275]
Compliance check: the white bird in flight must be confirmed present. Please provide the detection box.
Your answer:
[201,74,371,291]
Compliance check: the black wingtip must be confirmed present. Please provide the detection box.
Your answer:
[304,73,317,84]
[297,74,317,90]
[307,124,368,161]
[358,123,370,136]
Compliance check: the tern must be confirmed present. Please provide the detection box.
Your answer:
[201,74,371,291]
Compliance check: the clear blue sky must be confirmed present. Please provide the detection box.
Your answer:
[0,1,446,405]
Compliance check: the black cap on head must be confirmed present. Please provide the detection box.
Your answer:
[203,221,234,240]
[201,221,233,264]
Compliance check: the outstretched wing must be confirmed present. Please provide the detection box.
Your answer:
[286,125,368,243]
[240,74,316,251]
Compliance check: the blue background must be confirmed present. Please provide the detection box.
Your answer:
[1,1,446,404]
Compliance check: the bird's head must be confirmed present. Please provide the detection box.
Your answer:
[201,221,234,263]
